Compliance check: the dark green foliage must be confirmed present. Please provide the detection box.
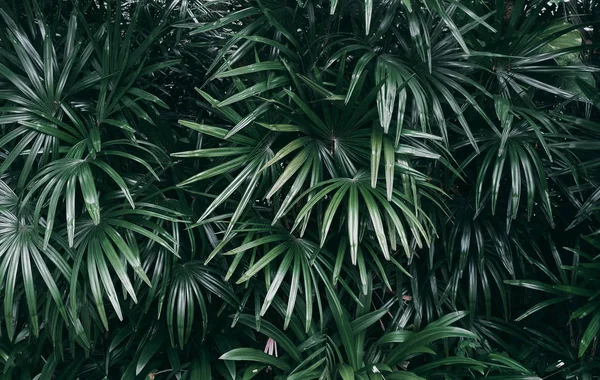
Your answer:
[0,0,598,378]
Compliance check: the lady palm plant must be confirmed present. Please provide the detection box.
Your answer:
[0,0,599,379]
[0,0,222,378]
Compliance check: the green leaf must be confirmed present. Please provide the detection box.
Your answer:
[348,184,360,264]
[186,8,261,33]
[321,184,350,247]
[483,353,534,374]
[540,21,583,66]
[219,349,292,372]
[505,280,562,294]
[371,127,383,188]
[345,52,376,105]
[365,0,373,34]
[386,327,477,365]
[215,61,285,78]
[358,186,389,260]
[136,338,163,375]
[236,315,302,363]
[338,364,355,380]
[78,164,100,224]
[351,308,388,333]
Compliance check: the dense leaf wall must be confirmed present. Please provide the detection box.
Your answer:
[0,0,599,378]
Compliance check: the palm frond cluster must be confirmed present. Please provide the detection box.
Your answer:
[0,0,599,378]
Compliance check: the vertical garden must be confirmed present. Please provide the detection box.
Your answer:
[0,0,599,378]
